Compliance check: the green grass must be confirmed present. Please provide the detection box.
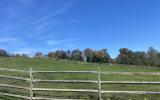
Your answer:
[0,57,160,100]
[1,57,160,72]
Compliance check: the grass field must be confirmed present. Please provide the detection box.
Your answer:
[0,57,160,100]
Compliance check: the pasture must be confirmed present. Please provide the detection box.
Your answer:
[0,57,160,100]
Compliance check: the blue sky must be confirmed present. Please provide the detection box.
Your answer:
[0,0,160,58]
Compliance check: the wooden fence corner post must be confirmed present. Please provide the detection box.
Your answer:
[29,67,33,100]
[97,67,102,100]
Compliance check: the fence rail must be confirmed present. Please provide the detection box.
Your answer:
[101,71,160,75]
[32,70,97,74]
[0,92,29,99]
[33,79,98,83]
[33,88,98,93]
[101,91,160,94]
[0,68,28,73]
[0,67,160,100]
[0,74,29,81]
[0,83,29,90]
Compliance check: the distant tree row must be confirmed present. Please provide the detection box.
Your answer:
[0,49,9,57]
[1,47,160,66]
[116,47,160,66]
[47,48,111,63]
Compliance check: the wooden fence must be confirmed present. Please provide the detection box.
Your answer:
[0,67,160,100]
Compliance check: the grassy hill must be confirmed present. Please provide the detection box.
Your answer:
[0,57,160,100]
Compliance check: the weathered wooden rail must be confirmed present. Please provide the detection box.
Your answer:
[0,67,160,100]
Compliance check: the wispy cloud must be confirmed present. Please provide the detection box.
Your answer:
[29,0,73,25]
[46,40,60,46]
[46,38,82,46]
[0,37,23,44]
[12,48,37,56]
[45,37,84,50]
[12,47,63,56]
[1,0,79,55]
[4,0,74,36]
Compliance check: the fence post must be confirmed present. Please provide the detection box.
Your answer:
[29,67,33,100]
[97,67,101,100]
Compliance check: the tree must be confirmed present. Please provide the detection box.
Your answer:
[101,49,111,63]
[83,48,94,62]
[92,49,110,63]
[71,49,81,61]
[116,47,160,66]
[66,50,71,60]
[146,47,160,66]
[55,50,67,59]
[0,49,9,57]
[22,54,28,58]
[14,53,21,57]
[133,51,149,66]
[116,48,134,65]
[48,52,55,59]
[35,52,43,58]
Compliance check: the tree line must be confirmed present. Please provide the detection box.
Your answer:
[1,47,160,67]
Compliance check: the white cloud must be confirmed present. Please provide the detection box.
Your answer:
[45,38,82,50]
[46,40,60,46]
[65,44,74,48]
[46,39,72,46]
[0,37,22,44]
[12,48,37,57]
[12,47,63,57]
[46,38,83,46]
